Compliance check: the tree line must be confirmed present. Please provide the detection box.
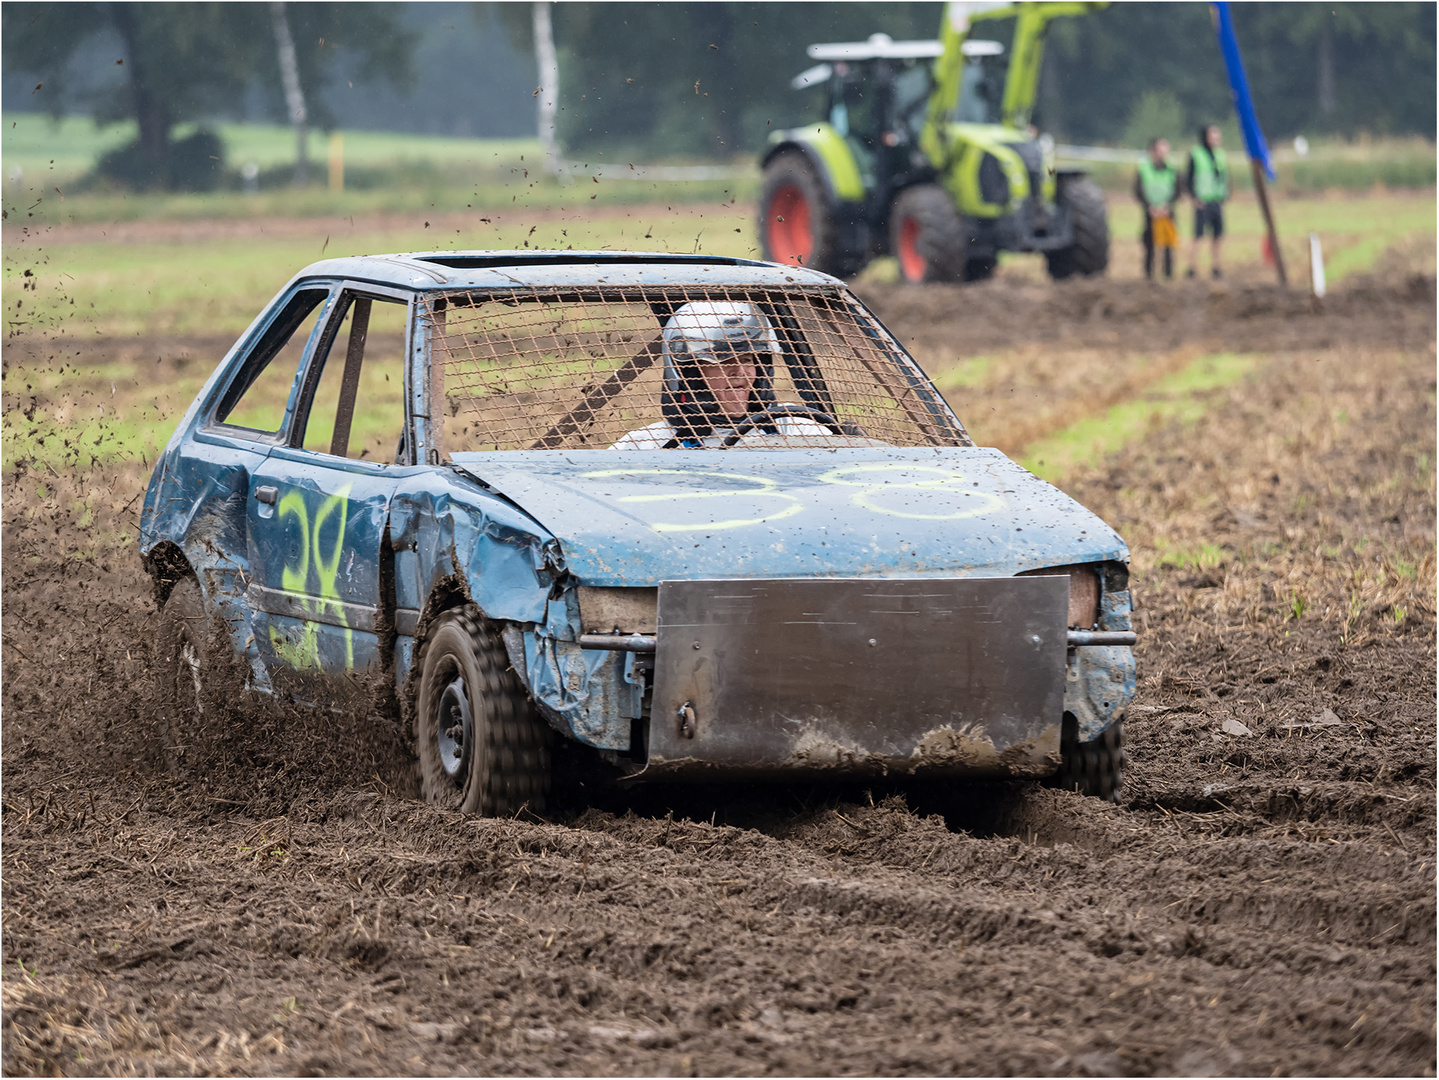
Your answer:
[3,2,413,189]
[4,2,1432,191]
[506,1,1435,156]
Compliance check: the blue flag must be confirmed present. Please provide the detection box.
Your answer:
[1211,2,1276,181]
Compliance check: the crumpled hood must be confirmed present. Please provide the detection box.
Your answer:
[450,447,1127,586]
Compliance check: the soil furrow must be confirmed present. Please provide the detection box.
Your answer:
[3,264,1433,1076]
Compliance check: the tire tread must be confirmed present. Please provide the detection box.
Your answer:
[1053,715,1125,803]
[1047,176,1110,280]
[413,605,551,816]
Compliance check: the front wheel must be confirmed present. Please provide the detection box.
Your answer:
[1051,714,1125,803]
[1046,176,1109,280]
[414,606,551,816]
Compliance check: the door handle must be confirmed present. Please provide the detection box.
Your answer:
[255,485,279,506]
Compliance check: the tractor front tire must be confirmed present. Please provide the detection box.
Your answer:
[890,184,971,284]
[1046,175,1109,280]
[414,606,551,816]
[759,151,858,277]
[963,254,998,282]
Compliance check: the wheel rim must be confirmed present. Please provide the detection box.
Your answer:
[766,183,813,266]
[435,675,473,783]
[897,215,926,282]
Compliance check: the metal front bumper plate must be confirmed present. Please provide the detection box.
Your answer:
[647,577,1069,778]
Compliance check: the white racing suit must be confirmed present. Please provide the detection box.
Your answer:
[611,415,834,450]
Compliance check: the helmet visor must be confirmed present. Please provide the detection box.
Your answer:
[691,341,766,365]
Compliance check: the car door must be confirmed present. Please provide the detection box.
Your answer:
[245,284,414,703]
[183,282,338,683]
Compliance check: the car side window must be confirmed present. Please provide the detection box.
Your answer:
[300,292,409,462]
[214,287,331,433]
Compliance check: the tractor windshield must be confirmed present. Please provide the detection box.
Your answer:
[829,67,880,139]
[955,54,1003,125]
[892,64,934,136]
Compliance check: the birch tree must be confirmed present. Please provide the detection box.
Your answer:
[271,1,310,186]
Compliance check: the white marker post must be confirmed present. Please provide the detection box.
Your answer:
[1309,232,1326,299]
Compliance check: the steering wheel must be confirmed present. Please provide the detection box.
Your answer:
[721,402,844,446]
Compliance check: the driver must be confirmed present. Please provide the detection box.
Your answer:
[611,300,833,449]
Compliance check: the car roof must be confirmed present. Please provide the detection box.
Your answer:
[284,251,845,292]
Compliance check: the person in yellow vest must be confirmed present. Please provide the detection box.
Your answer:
[1134,137,1179,280]
[1186,124,1229,279]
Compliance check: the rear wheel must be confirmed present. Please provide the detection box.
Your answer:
[759,151,858,277]
[155,577,213,776]
[1052,714,1125,802]
[1046,175,1109,280]
[414,606,551,816]
[889,184,970,283]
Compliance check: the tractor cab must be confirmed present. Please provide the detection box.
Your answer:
[794,36,1010,146]
[792,35,945,205]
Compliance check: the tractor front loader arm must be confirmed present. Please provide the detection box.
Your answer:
[921,1,1013,166]
[998,1,1107,131]
[921,0,1107,164]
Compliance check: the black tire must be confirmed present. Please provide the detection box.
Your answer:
[155,577,213,776]
[1052,714,1125,803]
[758,150,855,277]
[1046,175,1110,280]
[889,184,970,283]
[414,606,551,816]
[963,255,997,282]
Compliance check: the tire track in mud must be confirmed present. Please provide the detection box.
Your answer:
[2,268,1434,1076]
[5,786,1429,1075]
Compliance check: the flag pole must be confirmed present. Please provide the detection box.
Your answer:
[1212,2,1286,286]
[1251,159,1287,286]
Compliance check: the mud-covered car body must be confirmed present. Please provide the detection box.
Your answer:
[139,251,1134,787]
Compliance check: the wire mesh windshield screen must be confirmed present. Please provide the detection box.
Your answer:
[426,286,968,452]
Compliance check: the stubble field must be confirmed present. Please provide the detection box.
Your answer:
[1,197,1434,1076]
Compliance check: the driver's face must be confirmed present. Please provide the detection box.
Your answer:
[699,353,760,420]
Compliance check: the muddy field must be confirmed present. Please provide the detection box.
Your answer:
[2,255,1435,1075]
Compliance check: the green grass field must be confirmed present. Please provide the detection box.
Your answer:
[1,114,752,225]
[2,155,1432,489]
[1018,353,1259,482]
[1106,189,1436,283]
[5,188,1431,340]
[6,114,1433,228]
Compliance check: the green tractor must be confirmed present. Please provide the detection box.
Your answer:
[759,1,1109,283]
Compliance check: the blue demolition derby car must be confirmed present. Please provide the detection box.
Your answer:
[139,251,1135,815]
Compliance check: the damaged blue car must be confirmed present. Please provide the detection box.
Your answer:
[139,251,1136,815]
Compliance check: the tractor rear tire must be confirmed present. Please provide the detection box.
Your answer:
[890,184,970,284]
[1051,714,1125,803]
[1046,175,1109,280]
[759,151,859,277]
[414,606,551,816]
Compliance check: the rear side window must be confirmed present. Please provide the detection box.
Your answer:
[214,287,331,433]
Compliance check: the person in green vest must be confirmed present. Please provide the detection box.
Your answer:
[1186,124,1229,279]
[1134,137,1179,280]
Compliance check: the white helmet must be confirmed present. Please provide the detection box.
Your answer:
[660,301,780,437]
